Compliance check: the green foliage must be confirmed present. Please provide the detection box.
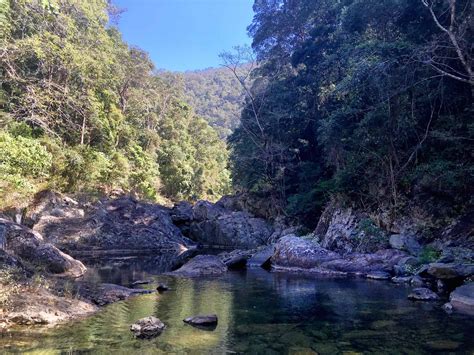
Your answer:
[419,246,442,264]
[230,0,473,225]
[181,66,251,138]
[0,0,231,206]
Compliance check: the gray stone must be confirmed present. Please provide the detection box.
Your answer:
[272,236,340,269]
[427,263,474,280]
[33,196,194,253]
[130,316,166,338]
[442,302,453,313]
[410,276,426,287]
[449,283,474,315]
[172,255,227,276]
[389,234,421,255]
[220,250,252,270]
[76,282,152,306]
[366,271,391,280]
[392,276,412,284]
[183,314,218,327]
[247,246,274,269]
[0,218,86,277]
[408,288,440,301]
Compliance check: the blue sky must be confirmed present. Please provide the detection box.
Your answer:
[114,0,254,72]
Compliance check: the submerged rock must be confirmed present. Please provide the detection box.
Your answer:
[408,288,439,301]
[76,282,152,306]
[392,276,412,284]
[366,271,391,280]
[130,316,166,338]
[183,314,218,328]
[172,255,227,276]
[449,283,474,315]
[130,280,151,287]
[156,283,170,292]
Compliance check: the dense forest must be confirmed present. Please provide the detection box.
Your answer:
[181,66,250,139]
[0,0,230,207]
[230,0,473,226]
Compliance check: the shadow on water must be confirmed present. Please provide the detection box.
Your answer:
[1,256,474,354]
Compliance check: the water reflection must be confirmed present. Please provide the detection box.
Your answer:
[1,261,474,354]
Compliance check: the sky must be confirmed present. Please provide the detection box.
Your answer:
[114,0,254,72]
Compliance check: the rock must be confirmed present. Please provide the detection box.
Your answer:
[172,255,227,276]
[0,218,86,277]
[183,314,218,328]
[426,340,461,351]
[320,249,407,274]
[272,236,340,269]
[389,234,421,255]
[188,201,274,248]
[247,246,274,269]
[33,196,194,253]
[318,207,389,254]
[366,271,391,280]
[442,302,453,313]
[438,211,474,249]
[156,284,170,292]
[410,276,426,287]
[392,276,412,284]
[449,283,474,315]
[217,193,275,219]
[130,316,166,338]
[408,288,439,301]
[76,282,152,306]
[23,190,82,227]
[272,236,407,275]
[170,201,193,224]
[130,280,151,287]
[426,263,474,280]
[220,250,252,270]
[6,287,97,328]
[393,256,420,276]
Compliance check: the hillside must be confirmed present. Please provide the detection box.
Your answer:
[181,67,247,139]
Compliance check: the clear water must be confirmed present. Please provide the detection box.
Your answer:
[1,255,474,354]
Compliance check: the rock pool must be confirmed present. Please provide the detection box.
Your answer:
[1,256,473,354]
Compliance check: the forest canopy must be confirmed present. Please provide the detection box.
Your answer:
[230,0,473,225]
[181,66,251,139]
[0,0,230,206]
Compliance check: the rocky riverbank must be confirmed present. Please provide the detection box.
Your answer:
[1,190,473,331]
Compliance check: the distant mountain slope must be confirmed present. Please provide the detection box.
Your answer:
[181,67,246,139]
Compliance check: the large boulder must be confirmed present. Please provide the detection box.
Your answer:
[449,283,474,315]
[389,234,421,255]
[172,255,227,277]
[34,196,194,253]
[272,236,340,269]
[316,206,389,254]
[319,249,407,274]
[0,218,86,277]
[272,235,407,275]
[426,263,474,280]
[186,201,274,248]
